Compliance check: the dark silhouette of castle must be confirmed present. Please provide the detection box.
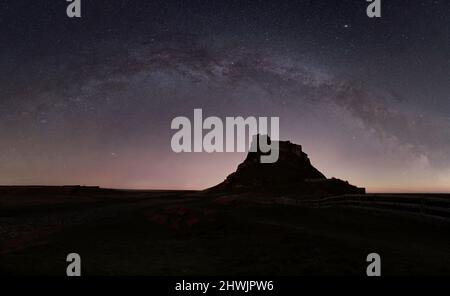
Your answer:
[208,135,365,197]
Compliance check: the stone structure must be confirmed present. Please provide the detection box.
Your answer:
[208,135,365,197]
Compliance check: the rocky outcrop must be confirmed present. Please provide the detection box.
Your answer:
[208,135,365,197]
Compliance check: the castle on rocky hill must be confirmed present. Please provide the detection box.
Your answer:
[208,135,365,197]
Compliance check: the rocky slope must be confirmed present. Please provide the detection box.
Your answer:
[208,135,365,197]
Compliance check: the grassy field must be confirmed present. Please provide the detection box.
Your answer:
[1,187,450,275]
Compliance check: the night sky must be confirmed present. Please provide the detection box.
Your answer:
[0,0,448,192]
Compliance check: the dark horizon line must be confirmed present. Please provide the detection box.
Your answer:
[0,184,449,195]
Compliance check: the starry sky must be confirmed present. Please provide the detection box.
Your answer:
[0,0,448,192]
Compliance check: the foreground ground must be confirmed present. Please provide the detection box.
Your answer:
[1,187,449,275]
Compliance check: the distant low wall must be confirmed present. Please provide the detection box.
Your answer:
[279,194,450,220]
